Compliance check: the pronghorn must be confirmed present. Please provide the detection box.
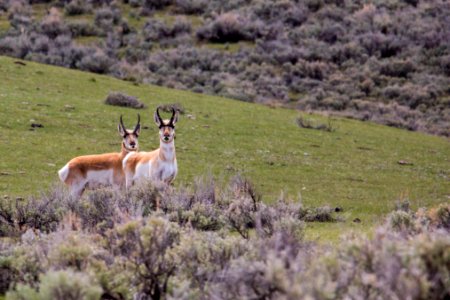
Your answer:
[123,107,178,188]
[58,115,141,198]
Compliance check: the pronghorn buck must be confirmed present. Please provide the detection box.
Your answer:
[58,115,141,197]
[123,107,178,188]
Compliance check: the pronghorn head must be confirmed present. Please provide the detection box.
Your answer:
[154,106,178,143]
[118,114,141,151]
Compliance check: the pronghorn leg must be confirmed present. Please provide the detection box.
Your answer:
[124,171,134,190]
[70,181,87,199]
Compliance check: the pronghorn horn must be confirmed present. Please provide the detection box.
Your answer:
[120,115,127,134]
[169,107,176,125]
[134,113,141,134]
[156,106,163,124]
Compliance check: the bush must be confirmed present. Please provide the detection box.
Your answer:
[76,49,113,74]
[104,91,145,108]
[296,115,336,132]
[40,8,69,39]
[109,217,180,299]
[94,6,121,32]
[173,0,207,14]
[0,35,31,59]
[0,187,67,237]
[7,270,102,300]
[380,59,416,78]
[196,13,262,43]
[0,176,448,299]
[0,253,15,294]
[388,210,415,233]
[141,0,172,14]
[64,0,91,16]
[142,18,191,42]
[68,21,99,37]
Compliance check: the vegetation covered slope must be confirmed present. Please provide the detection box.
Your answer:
[1,180,449,299]
[0,56,449,229]
[0,0,449,135]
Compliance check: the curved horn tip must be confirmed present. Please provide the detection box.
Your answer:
[156,106,162,118]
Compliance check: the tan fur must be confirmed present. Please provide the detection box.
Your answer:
[124,149,160,175]
[64,144,130,186]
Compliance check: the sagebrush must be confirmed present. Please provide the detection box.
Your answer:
[0,175,448,299]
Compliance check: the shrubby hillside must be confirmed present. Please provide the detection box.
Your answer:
[0,0,449,135]
[1,178,449,299]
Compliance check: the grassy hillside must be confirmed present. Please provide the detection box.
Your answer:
[0,56,449,237]
[0,0,449,136]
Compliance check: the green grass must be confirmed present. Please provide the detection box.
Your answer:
[0,56,449,239]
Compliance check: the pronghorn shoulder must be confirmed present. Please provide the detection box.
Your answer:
[124,150,159,166]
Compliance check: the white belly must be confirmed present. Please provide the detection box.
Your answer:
[134,161,151,181]
[86,169,114,188]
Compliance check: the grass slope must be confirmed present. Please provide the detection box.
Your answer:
[0,56,449,238]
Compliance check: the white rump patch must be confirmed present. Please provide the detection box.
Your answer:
[58,164,70,183]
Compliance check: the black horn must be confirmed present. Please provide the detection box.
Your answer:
[169,107,176,124]
[120,115,126,131]
[156,107,163,122]
[155,106,164,127]
[119,115,128,137]
[134,113,141,134]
